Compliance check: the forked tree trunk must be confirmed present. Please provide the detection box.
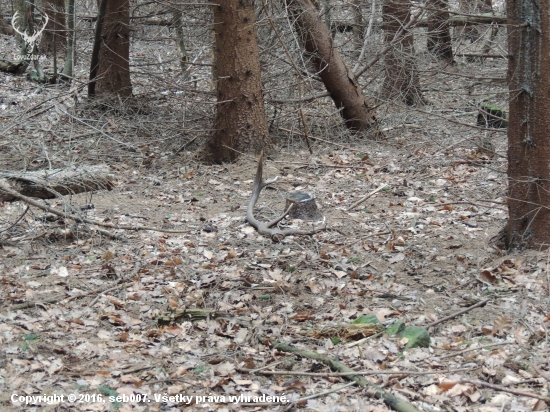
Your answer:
[506,0,550,249]
[382,0,423,105]
[287,0,377,132]
[93,0,132,96]
[40,0,66,56]
[198,0,272,164]
[427,0,453,62]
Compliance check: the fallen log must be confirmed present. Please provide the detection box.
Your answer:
[0,165,114,202]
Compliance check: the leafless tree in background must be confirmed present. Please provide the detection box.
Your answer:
[382,0,423,105]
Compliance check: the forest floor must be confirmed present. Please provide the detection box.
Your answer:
[1,24,550,412]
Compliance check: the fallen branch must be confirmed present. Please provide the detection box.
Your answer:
[439,341,511,359]
[426,299,489,328]
[0,165,114,202]
[348,184,387,211]
[237,366,478,377]
[258,336,420,412]
[0,181,190,234]
[10,280,132,310]
[461,379,550,403]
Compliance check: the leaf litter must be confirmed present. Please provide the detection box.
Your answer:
[1,139,550,412]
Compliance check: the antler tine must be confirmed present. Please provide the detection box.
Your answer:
[11,12,26,38]
[246,152,326,242]
[40,13,49,33]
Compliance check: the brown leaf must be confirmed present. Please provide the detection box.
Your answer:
[102,251,115,261]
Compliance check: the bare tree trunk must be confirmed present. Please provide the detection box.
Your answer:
[61,0,75,79]
[506,0,550,249]
[172,9,189,79]
[382,0,424,105]
[93,0,132,96]
[352,0,364,54]
[198,0,272,164]
[40,0,66,56]
[427,0,453,62]
[287,0,377,132]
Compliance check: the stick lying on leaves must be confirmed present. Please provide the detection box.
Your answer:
[247,152,326,241]
[256,335,420,412]
[0,181,189,235]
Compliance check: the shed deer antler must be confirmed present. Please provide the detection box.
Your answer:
[11,11,49,53]
[247,152,325,241]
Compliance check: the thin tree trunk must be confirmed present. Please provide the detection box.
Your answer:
[88,0,108,95]
[287,0,377,132]
[40,0,66,56]
[198,0,272,164]
[94,0,132,96]
[352,0,364,54]
[506,0,550,248]
[427,0,453,62]
[172,9,189,79]
[61,0,75,79]
[382,0,424,105]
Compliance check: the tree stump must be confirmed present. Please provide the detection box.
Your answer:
[477,103,508,128]
[284,191,323,221]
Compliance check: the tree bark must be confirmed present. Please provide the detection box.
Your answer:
[506,0,550,249]
[198,0,272,164]
[93,0,132,96]
[40,0,66,56]
[427,0,453,62]
[382,0,423,105]
[61,0,75,79]
[287,0,377,132]
[0,165,114,202]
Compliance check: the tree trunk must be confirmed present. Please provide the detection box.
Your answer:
[198,0,272,164]
[61,0,75,79]
[287,0,377,132]
[93,0,132,96]
[40,0,66,56]
[382,0,423,105]
[352,0,364,53]
[172,9,189,79]
[427,0,453,62]
[506,0,550,249]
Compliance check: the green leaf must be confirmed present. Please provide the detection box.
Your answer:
[331,337,341,345]
[21,342,28,351]
[428,196,437,202]
[401,326,431,348]
[347,257,360,263]
[193,365,205,373]
[287,266,296,272]
[258,295,271,300]
[382,186,391,191]
[22,333,38,341]
[350,314,380,325]
[387,321,406,336]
